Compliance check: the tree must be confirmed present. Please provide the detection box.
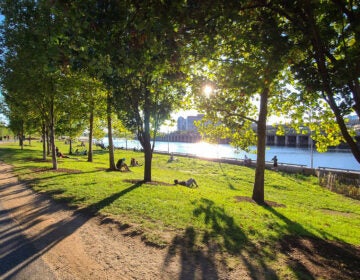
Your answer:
[265,0,360,163]
[83,1,187,181]
[59,0,128,170]
[0,0,77,168]
[81,77,107,163]
[191,3,291,203]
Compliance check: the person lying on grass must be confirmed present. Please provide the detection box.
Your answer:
[174,178,198,188]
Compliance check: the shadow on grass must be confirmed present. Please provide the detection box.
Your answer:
[262,205,360,280]
[81,181,143,214]
[0,180,142,279]
[218,163,238,190]
[163,198,278,280]
[163,198,360,280]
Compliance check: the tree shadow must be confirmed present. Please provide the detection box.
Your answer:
[163,198,278,279]
[218,163,238,190]
[0,181,143,279]
[262,205,360,280]
[163,226,220,280]
[81,181,143,214]
[17,167,105,181]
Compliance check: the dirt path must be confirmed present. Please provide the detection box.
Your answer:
[0,161,185,280]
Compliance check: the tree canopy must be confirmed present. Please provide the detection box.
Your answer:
[0,0,359,193]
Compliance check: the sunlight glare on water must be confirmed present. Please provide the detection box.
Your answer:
[190,141,219,158]
[103,138,360,170]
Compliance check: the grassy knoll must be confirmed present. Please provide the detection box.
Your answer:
[1,141,359,278]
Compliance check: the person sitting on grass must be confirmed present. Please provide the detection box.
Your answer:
[174,178,199,188]
[116,158,130,172]
[168,153,178,162]
[130,158,141,167]
[55,147,69,158]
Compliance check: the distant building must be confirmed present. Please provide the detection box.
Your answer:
[177,114,204,132]
[177,116,186,131]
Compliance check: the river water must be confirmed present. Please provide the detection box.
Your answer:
[102,138,360,171]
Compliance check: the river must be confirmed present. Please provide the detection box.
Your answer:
[101,138,360,171]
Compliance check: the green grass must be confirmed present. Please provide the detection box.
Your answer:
[1,141,360,272]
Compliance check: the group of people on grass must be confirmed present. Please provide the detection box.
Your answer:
[57,144,281,188]
[116,157,142,171]
[56,147,87,158]
[56,143,281,189]
[116,157,199,187]
[56,145,199,188]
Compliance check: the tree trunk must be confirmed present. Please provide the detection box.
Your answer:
[107,92,116,170]
[143,139,152,182]
[252,87,269,204]
[42,123,46,160]
[50,101,57,170]
[46,127,50,156]
[87,110,94,162]
[19,134,24,150]
[69,139,73,155]
[143,90,152,182]
[143,127,152,182]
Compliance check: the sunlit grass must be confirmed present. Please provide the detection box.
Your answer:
[1,141,359,250]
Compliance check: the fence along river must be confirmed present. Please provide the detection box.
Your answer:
[102,138,360,172]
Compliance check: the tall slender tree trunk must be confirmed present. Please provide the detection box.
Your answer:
[143,107,152,182]
[46,128,50,156]
[50,100,57,170]
[69,139,73,155]
[252,87,269,204]
[42,123,46,160]
[107,92,116,170]
[142,89,152,182]
[19,134,24,150]
[19,122,24,150]
[143,137,152,182]
[87,110,94,162]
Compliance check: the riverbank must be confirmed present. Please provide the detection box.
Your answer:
[98,137,360,171]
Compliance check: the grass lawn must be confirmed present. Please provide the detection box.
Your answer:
[1,140,359,278]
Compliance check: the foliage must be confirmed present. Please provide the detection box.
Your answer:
[51,0,190,179]
[0,0,86,167]
[1,0,359,180]
[189,2,292,203]
[265,0,360,163]
[273,84,347,152]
